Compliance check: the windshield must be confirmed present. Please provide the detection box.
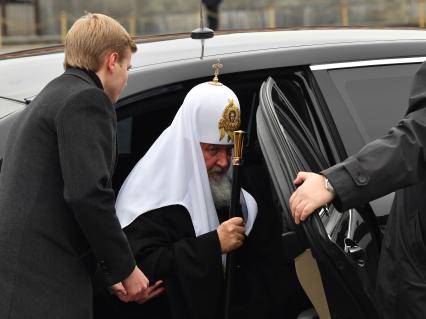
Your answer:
[0,0,424,55]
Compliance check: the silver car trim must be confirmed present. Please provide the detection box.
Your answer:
[310,57,426,70]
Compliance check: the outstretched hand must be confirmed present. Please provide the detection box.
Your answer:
[289,172,335,224]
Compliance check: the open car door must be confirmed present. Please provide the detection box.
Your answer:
[257,77,381,318]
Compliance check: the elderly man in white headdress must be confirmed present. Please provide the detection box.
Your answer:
[105,74,287,319]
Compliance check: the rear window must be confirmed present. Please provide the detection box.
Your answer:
[328,63,420,144]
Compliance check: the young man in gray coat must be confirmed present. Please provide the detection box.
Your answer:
[289,61,426,319]
[0,13,151,319]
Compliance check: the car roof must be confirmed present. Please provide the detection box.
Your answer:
[1,28,426,103]
[135,28,426,67]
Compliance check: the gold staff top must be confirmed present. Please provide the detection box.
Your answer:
[232,130,245,166]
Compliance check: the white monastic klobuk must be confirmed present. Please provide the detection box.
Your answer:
[115,81,257,240]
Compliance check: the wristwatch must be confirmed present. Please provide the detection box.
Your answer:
[324,177,335,195]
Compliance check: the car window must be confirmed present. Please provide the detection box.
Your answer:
[328,63,420,149]
[271,80,329,172]
[117,117,133,155]
[315,63,421,221]
[270,72,344,169]
[270,76,380,238]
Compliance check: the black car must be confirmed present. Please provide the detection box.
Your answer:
[2,28,426,318]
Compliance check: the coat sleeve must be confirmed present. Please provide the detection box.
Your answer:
[124,205,224,319]
[56,88,135,285]
[323,107,426,211]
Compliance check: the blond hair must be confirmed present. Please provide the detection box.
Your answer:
[64,13,137,71]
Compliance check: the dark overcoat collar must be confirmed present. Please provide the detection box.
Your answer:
[64,68,104,90]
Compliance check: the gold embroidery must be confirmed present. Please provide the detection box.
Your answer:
[218,99,241,142]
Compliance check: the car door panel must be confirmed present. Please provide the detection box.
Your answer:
[257,76,380,318]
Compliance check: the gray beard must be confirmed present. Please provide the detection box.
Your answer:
[209,173,232,210]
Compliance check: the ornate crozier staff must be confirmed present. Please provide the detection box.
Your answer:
[224,130,246,319]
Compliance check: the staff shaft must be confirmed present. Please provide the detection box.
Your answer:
[224,130,245,319]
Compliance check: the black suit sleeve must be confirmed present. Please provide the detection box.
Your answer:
[124,205,224,319]
[323,107,426,211]
[56,88,135,285]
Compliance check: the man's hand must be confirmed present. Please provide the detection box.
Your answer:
[114,266,149,303]
[111,280,165,304]
[110,282,127,298]
[134,280,165,304]
[217,217,245,253]
[289,172,335,224]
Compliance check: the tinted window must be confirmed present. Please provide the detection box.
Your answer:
[117,117,133,155]
[328,63,420,145]
[315,63,421,220]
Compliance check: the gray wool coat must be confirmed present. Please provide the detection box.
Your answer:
[0,68,135,319]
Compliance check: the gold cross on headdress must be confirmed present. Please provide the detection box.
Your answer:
[212,60,223,83]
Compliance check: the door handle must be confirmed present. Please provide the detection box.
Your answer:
[344,238,366,267]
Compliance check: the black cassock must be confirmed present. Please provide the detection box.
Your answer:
[94,166,303,319]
